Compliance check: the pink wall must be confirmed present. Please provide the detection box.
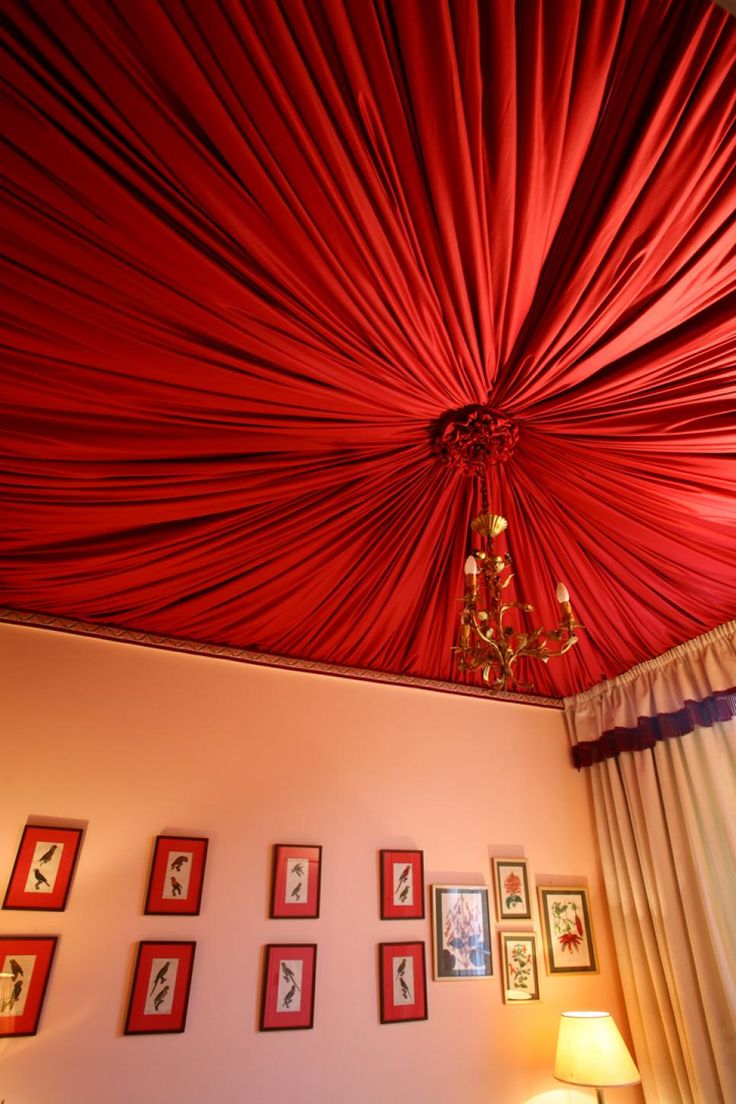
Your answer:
[0,623,643,1104]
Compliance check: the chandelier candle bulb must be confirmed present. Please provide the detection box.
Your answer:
[464,555,479,594]
[556,582,570,604]
[464,555,479,576]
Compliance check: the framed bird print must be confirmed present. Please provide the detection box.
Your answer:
[431,885,492,980]
[270,844,322,919]
[260,944,317,1030]
[124,940,196,1035]
[492,858,532,921]
[380,849,425,919]
[3,824,84,911]
[0,935,58,1036]
[379,941,428,1024]
[144,835,209,915]
[538,886,598,974]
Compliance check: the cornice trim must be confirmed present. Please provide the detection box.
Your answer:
[0,607,563,710]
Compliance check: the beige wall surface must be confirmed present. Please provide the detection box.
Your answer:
[0,623,642,1104]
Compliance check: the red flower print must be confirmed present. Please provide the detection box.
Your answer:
[504,872,522,897]
[559,931,583,952]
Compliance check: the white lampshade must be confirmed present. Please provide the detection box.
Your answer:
[555,1011,640,1088]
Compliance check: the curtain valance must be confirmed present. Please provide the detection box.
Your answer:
[566,621,736,765]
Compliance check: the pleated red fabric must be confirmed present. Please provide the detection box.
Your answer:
[1,0,735,697]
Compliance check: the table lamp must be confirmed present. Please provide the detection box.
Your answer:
[554,1011,640,1103]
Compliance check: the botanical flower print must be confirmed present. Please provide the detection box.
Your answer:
[551,899,585,953]
[507,941,532,991]
[540,889,597,973]
[441,892,490,973]
[503,871,523,910]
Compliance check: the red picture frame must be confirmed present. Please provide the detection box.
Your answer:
[379,941,428,1024]
[3,824,84,911]
[260,944,317,1030]
[380,849,425,919]
[124,941,196,1035]
[270,844,322,919]
[144,835,208,916]
[0,936,58,1036]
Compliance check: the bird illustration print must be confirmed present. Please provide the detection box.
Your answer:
[38,844,58,866]
[150,961,170,995]
[395,865,411,895]
[394,958,413,1002]
[8,959,23,979]
[281,982,296,1009]
[153,984,169,1012]
[1,979,23,1013]
[280,962,301,991]
[290,881,302,900]
[33,867,50,890]
[398,883,411,903]
[170,855,188,872]
[170,875,183,897]
[291,862,304,878]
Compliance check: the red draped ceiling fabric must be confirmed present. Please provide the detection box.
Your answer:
[1,0,735,698]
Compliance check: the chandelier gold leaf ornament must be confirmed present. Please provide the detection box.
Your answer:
[435,403,584,693]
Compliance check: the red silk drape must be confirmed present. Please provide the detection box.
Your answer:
[1,0,735,697]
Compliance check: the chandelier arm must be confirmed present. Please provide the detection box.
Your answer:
[470,616,506,666]
[538,635,579,659]
[500,601,534,616]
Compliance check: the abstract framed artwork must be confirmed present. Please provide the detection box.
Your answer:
[260,943,317,1030]
[0,936,58,1036]
[124,941,196,1035]
[492,857,532,921]
[3,824,84,911]
[380,849,425,919]
[144,835,209,916]
[431,885,492,980]
[538,886,598,974]
[270,844,322,919]
[499,932,540,1003]
[379,941,428,1024]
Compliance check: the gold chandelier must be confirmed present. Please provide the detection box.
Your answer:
[433,401,583,693]
[456,511,582,692]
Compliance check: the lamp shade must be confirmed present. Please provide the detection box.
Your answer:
[554,1011,641,1088]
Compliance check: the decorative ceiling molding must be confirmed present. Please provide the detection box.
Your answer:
[0,608,563,711]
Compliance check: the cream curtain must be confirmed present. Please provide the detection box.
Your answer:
[565,622,736,1104]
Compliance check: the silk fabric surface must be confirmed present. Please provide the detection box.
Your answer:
[1,0,735,697]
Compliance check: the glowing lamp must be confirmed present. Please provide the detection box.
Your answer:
[554,1011,640,1103]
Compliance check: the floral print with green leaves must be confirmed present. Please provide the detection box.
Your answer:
[503,871,523,910]
[551,899,584,953]
[507,941,533,991]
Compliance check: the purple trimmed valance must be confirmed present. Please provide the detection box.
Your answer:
[573,686,736,769]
